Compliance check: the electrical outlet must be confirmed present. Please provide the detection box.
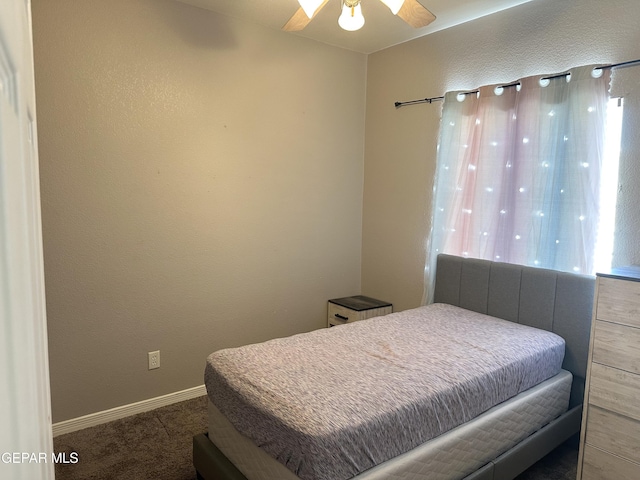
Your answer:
[148,350,160,370]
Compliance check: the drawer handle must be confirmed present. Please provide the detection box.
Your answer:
[334,313,349,321]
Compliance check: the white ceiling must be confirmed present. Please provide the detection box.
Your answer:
[177,0,535,54]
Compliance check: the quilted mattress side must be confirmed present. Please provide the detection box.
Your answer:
[207,369,572,480]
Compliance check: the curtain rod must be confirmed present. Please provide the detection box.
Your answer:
[394,58,640,108]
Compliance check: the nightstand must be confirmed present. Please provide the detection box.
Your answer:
[327,295,393,327]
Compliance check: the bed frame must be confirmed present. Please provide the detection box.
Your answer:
[194,254,595,480]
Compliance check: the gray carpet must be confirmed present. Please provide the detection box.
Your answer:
[54,396,208,480]
[54,396,578,479]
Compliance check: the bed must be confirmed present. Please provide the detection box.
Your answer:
[194,254,595,480]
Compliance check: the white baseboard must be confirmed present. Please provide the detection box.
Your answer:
[52,384,207,437]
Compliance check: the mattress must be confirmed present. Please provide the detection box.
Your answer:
[205,303,566,480]
[207,370,572,480]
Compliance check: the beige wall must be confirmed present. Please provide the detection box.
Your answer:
[32,0,366,423]
[363,0,640,312]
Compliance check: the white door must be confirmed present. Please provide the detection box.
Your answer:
[0,0,54,479]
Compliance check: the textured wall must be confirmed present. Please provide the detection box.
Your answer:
[363,0,640,311]
[33,0,366,423]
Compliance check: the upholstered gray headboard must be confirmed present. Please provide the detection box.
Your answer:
[433,254,595,407]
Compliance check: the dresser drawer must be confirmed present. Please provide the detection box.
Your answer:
[597,277,640,328]
[589,363,640,421]
[582,444,640,480]
[593,320,640,374]
[328,303,356,326]
[585,405,640,464]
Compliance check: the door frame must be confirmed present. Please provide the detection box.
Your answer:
[0,1,54,478]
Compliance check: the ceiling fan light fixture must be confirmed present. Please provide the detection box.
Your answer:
[338,1,365,31]
[298,0,325,19]
[380,0,405,15]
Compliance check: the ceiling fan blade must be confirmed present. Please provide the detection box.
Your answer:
[282,0,330,32]
[396,0,436,28]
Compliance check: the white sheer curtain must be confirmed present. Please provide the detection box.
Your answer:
[425,65,611,303]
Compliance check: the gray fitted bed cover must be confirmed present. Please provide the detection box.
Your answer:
[204,303,565,480]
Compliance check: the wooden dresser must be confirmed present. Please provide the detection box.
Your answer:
[577,267,640,479]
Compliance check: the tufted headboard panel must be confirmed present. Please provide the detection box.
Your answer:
[433,254,595,407]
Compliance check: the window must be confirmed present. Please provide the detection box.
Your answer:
[593,96,623,273]
[426,65,621,302]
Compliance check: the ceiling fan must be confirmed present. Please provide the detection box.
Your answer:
[283,0,436,32]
